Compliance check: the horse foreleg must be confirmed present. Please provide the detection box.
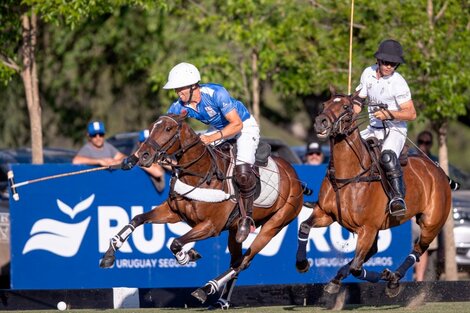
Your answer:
[296,206,334,273]
[169,221,216,265]
[325,228,379,294]
[100,202,179,268]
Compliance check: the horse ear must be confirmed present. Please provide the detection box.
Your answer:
[329,85,337,97]
[352,89,360,97]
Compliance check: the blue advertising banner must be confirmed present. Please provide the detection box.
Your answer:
[9,164,411,289]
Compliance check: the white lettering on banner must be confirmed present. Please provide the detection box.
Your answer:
[158,258,197,268]
[98,206,132,253]
[297,206,392,253]
[309,256,393,268]
[130,206,165,254]
[116,258,158,269]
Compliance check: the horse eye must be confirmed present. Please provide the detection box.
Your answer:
[165,127,172,132]
[343,105,349,110]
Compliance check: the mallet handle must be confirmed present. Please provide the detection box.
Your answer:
[10,166,112,188]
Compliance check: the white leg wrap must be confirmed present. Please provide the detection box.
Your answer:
[206,280,219,295]
[175,250,189,265]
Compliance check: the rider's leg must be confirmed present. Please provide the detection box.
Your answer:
[380,149,406,216]
[234,163,257,243]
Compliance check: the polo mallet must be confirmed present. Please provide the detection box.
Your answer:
[7,166,118,201]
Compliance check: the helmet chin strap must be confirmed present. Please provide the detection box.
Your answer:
[186,84,199,106]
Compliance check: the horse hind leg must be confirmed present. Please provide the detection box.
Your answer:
[207,276,238,310]
[191,268,238,304]
[382,222,436,297]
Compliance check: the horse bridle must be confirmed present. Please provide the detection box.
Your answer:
[320,96,357,137]
[144,115,202,164]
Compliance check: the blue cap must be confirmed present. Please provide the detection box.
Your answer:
[139,129,149,142]
[87,121,106,136]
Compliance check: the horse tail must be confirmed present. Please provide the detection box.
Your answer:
[301,182,313,196]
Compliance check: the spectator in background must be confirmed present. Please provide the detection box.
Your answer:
[416,130,438,162]
[73,120,126,166]
[138,129,166,193]
[304,140,325,165]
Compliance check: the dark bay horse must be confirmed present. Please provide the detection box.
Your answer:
[100,112,305,308]
[295,92,452,296]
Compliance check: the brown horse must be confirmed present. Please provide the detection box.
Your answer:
[295,92,452,297]
[100,112,305,308]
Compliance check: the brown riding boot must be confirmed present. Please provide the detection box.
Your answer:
[234,164,257,243]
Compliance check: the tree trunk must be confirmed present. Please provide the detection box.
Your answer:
[436,122,458,280]
[21,12,43,164]
[251,49,260,123]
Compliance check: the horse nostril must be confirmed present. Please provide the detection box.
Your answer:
[322,120,329,127]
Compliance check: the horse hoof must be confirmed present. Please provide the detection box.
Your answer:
[385,282,402,298]
[296,259,310,273]
[380,268,393,281]
[191,288,208,303]
[208,299,230,310]
[324,281,341,294]
[188,248,202,262]
[99,256,115,268]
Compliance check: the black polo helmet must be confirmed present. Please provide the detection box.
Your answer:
[374,39,405,64]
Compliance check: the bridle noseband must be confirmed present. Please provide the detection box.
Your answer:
[320,96,356,137]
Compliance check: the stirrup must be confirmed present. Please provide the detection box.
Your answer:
[235,216,255,243]
[388,197,406,217]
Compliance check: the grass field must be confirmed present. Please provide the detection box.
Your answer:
[8,302,470,313]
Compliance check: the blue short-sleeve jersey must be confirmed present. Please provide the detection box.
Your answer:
[167,83,251,130]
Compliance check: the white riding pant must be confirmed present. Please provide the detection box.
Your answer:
[207,115,260,165]
[360,123,407,158]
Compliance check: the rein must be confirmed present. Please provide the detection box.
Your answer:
[145,115,229,199]
[324,96,382,216]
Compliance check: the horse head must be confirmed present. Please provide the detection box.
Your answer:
[136,111,198,167]
[314,87,359,139]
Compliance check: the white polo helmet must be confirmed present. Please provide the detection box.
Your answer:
[163,62,201,89]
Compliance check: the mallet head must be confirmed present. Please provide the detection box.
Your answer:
[7,170,19,201]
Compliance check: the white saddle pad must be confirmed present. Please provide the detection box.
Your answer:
[173,157,280,207]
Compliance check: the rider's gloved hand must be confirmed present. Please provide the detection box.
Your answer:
[121,154,139,170]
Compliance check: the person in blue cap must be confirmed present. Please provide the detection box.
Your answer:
[73,120,126,166]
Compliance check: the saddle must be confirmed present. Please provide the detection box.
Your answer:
[365,137,409,202]
[171,140,279,206]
